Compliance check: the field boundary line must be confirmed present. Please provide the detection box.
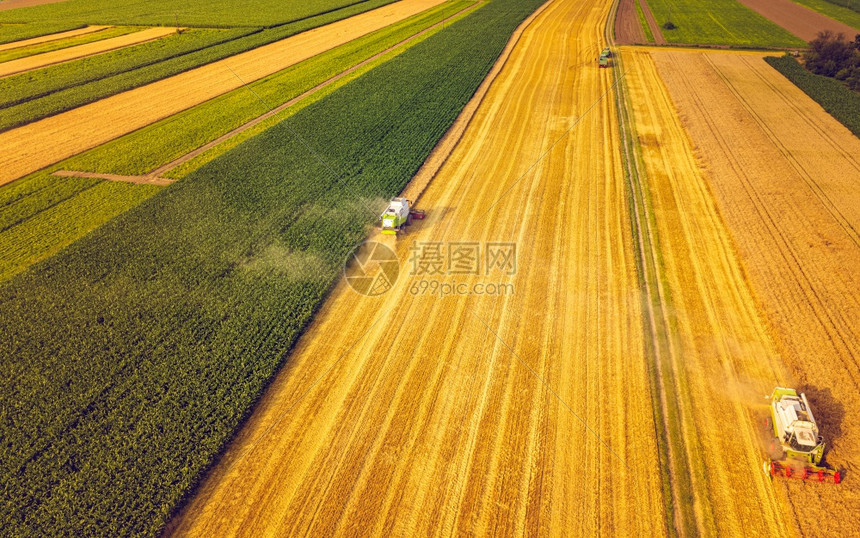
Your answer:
[611,41,700,536]
[400,0,556,204]
[52,169,174,186]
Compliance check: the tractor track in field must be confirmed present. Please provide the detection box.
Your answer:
[612,52,691,538]
[718,54,860,249]
[608,8,692,534]
[663,51,860,385]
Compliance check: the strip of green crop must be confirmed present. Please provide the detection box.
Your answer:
[0,0,544,534]
[765,54,860,136]
[635,0,656,42]
[0,26,139,63]
[0,0,375,28]
[0,0,398,132]
[790,0,860,30]
[0,1,475,282]
[0,22,84,45]
[642,0,806,47]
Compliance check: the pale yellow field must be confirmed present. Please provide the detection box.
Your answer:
[169,0,668,534]
[647,48,860,537]
[0,0,447,186]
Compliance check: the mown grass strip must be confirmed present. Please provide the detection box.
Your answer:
[791,0,860,30]
[0,25,139,63]
[642,0,806,47]
[765,54,860,136]
[0,1,475,283]
[0,0,398,131]
[0,0,544,534]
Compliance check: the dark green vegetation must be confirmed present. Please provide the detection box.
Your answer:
[766,54,860,136]
[820,0,860,14]
[0,25,139,63]
[792,0,860,28]
[0,0,398,132]
[804,30,860,88]
[642,0,806,47]
[0,0,473,282]
[0,0,544,534]
[0,0,368,27]
[0,22,83,45]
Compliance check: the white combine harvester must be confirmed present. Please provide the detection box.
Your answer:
[763,387,840,483]
[379,197,425,235]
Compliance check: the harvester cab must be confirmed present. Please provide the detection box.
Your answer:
[763,387,840,483]
[380,197,425,235]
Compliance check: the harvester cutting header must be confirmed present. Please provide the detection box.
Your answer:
[763,387,840,483]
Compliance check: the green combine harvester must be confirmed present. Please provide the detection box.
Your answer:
[379,197,425,235]
[599,47,611,68]
[763,387,841,483]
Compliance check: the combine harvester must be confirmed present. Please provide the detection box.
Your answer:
[380,197,425,235]
[763,387,841,483]
[599,47,611,68]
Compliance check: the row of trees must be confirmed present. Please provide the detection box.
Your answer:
[804,30,860,90]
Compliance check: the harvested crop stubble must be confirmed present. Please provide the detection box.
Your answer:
[0,24,107,51]
[649,48,860,536]
[169,0,667,535]
[0,0,445,186]
[623,47,797,536]
[0,26,178,77]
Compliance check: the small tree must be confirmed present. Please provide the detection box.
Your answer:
[804,31,857,77]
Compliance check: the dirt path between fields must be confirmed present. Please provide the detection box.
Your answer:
[638,0,665,45]
[0,0,68,11]
[0,25,109,51]
[0,27,179,77]
[615,0,646,44]
[737,0,858,41]
[0,0,447,187]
